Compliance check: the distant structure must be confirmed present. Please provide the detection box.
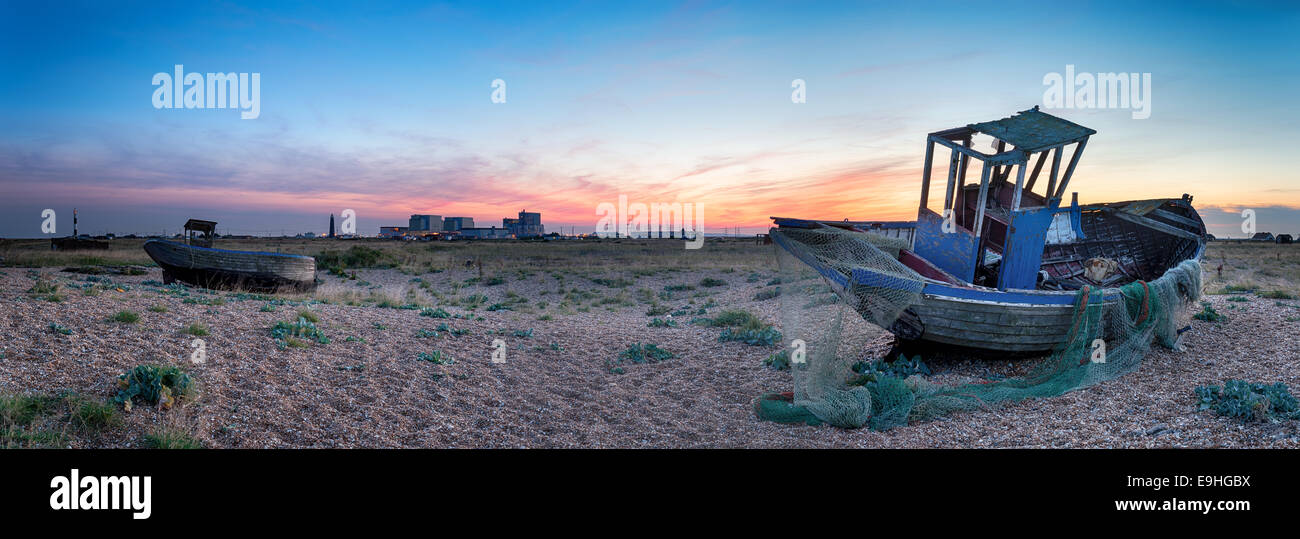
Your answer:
[375,210,545,240]
[458,226,512,239]
[443,216,474,232]
[379,226,409,238]
[409,214,442,236]
[329,214,336,238]
[504,210,544,238]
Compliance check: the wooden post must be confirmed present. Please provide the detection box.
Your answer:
[956,138,971,228]
[919,138,935,211]
[991,139,1006,182]
[973,161,992,237]
[1025,150,1049,193]
[1046,146,1063,205]
[943,147,959,213]
[1055,137,1088,200]
[1011,162,1027,211]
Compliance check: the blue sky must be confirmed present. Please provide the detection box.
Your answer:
[1,0,1297,237]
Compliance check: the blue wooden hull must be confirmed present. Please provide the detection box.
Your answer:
[771,200,1204,353]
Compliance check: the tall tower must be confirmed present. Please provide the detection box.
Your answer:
[329,214,336,238]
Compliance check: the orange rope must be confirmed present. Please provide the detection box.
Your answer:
[1064,285,1091,345]
[1066,286,1094,366]
[1134,281,1151,326]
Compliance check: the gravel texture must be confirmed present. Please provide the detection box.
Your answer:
[1,264,1297,448]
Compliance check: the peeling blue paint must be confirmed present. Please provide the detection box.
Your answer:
[912,209,979,282]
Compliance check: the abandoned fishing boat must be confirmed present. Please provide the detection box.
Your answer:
[771,107,1206,353]
[142,219,316,292]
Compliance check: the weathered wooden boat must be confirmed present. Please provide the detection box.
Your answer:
[142,219,316,292]
[772,107,1206,353]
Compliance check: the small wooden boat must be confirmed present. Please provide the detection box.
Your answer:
[771,108,1206,353]
[143,219,315,292]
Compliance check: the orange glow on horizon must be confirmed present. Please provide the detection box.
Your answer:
[5,160,1296,232]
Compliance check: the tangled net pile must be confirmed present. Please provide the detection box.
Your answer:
[755,226,1203,430]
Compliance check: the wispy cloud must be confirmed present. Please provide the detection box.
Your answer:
[837,51,989,78]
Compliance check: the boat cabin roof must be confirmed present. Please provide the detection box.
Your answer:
[967,107,1096,153]
[184,219,218,233]
[914,107,1098,291]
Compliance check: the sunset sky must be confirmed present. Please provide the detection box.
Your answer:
[1,1,1297,238]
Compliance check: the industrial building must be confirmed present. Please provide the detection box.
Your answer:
[378,226,409,238]
[457,226,513,239]
[408,214,442,235]
[443,217,474,231]
[379,211,543,240]
[505,210,544,238]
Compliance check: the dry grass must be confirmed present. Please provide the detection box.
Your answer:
[1202,242,1300,297]
[1,236,768,271]
[0,239,153,267]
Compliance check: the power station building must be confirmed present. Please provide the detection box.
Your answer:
[504,210,544,238]
[382,211,543,240]
[408,214,443,235]
[378,226,409,238]
[443,216,474,232]
[457,226,512,239]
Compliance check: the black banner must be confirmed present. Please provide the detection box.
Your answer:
[1,449,1286,527]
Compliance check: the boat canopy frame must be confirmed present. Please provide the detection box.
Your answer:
[915,107,1096,289]
[183,219,218,248]
[919,106,1096,229]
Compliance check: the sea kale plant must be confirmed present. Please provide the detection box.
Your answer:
[271,316,329,349]
[849,354,931,386]
[112,364,194,411]
[606,343,676,374]
[416,351,454,365]
[1195,380,1300,423]
[1192,301,1224,322]
[764,349,792,371]
[703,309,783,346]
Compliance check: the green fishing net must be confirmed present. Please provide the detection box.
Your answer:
[758,226,1202,430]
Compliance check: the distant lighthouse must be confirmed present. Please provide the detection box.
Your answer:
[329,214,336,238]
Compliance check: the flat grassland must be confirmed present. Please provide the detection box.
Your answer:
[1,237,1297,448]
